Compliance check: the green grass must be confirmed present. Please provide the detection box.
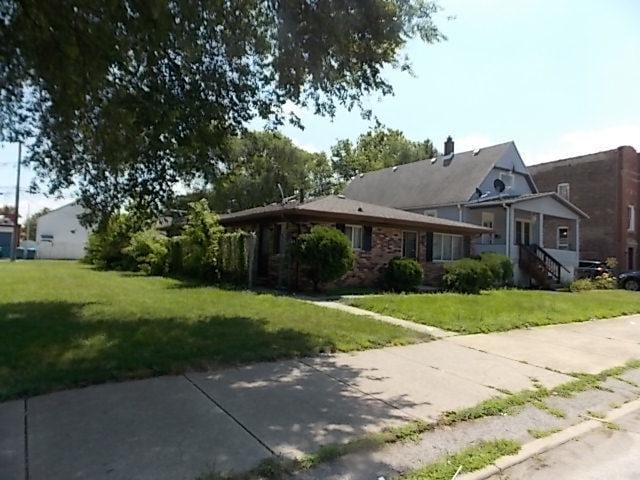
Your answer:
[0,261,427,400]
[349,289,640,333]
[528,427,561,439]
[400,439,521,480]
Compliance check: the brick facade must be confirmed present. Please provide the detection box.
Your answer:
[248,220,467,290]
[530,146,639,271]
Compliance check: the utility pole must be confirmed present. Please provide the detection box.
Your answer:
[10,142,21,261]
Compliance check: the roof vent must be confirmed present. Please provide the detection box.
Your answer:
[473,148,480,156]
[338,194,346,199]
[392,166,399,172]
[357,206,363,212]
[430,157,437,164]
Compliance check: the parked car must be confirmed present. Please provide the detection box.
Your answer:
[575,260,611,279]
[619,271,640,291]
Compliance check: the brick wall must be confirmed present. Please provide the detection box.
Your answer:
[530,148,638,268]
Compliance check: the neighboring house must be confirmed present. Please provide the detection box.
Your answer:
[36,203,90,259]
[0,216,15,258]
[529,146,639,272]
[219,195,488,289]
[344,138,588,286]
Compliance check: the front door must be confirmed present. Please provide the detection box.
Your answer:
[515,220,531,246]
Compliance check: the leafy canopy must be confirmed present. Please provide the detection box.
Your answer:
[331,126,438,182]
[0,1,443,224]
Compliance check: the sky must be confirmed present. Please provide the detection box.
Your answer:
[1,0,639,219]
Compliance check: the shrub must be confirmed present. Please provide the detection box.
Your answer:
[479,252,513,287]
[442,258,493,294]
[181,199,223,281]
[570,273,617,292]
[123,229,169,275]
[85,214,140,270]
[293,226,355,291]
[218,231,251,284]
[383,258,423,292]
[167,236,185,275]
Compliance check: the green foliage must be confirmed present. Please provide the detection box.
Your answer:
[293,226,355,291]
[181,200,223,281]
[383,258,424,291]
[570,274,617,292]
[1,1,443,224]
[442,258,493,294]
[332,126,438,181]
[218,231,251,284]
[401,439,520,480]
[85,214,141,270]
[123,229,169,276]
[479,252,513,287]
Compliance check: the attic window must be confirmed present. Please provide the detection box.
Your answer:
[499,171,514,187]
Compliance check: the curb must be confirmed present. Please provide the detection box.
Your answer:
[458,397,640,480]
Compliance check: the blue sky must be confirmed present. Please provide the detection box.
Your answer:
[1,0,639,217]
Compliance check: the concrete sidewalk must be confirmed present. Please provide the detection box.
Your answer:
[2,315,640,480]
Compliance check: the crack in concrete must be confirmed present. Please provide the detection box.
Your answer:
[182,374,276,457]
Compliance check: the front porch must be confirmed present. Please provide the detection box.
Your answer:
[466,194,587,287]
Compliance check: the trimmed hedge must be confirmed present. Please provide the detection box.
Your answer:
[442,258,493,294]
[480,252,513,287]
[383,257,423,292]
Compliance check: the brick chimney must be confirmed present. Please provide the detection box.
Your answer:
[444,136,454,155]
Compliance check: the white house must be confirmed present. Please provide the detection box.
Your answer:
[344,138,589,287]
[36,203,90,259]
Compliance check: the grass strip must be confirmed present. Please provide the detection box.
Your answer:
[528,427,561,439]
[399,439,521,480]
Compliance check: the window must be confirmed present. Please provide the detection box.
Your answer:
[432,233,464,261]
[481,212,494,245]
[40,234,54,242]
[344,225,363,250]
[499,171,514,187]
[557,226,569,250]
[423,210,438,217]
[402,231,418,259]
[628,205,636,232]
[515,220,531,246]
[557,182,570,201]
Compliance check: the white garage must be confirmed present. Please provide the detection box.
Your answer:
[36,203,90,259]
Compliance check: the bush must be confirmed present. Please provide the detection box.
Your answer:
[85,214,140,270]
[442,258,493,294]
[479,252,513,287]
[181,200,223,281]
[293,226,355,291]
[570,273,617,292]
[167,236,185,275]
[123,229,169,275]
[218,231,251,284]
[383,258,423,292]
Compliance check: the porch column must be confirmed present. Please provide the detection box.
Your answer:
[539,213,544,248]
[576,218,580,260]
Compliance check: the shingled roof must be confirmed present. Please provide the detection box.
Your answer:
[343,142,515,209]
[219,195,489,234]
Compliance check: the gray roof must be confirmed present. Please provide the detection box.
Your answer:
[527,148,619,174]
[465,192,589,218]
[343,142,515,209]
[219,195,489,234]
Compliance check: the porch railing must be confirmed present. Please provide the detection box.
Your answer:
[519,244,568,287]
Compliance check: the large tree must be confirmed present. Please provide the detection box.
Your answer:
[175,131,335,212]
[331,126,438,182]
[0,1,443,225]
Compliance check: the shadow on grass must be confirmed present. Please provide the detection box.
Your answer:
[0,300,333,401]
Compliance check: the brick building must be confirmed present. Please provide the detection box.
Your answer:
[529,146,640,271]
[219,195,488,289]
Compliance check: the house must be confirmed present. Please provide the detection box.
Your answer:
[219,195,489,289]
[529,146,639,272]
[36,202,90,259]
[0,216,15,258]
[344,138,588,287]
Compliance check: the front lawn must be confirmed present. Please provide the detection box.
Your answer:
[349,289,640,334]
[0,261,426,400]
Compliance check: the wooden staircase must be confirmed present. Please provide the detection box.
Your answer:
[518,244,568,289]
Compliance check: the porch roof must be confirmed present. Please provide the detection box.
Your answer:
[219,195,490,234]
[465,192,589,219]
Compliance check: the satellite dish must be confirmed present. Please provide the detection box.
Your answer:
[475,188,483,198]
[494,178,506,193]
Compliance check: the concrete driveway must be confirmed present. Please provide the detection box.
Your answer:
[2,315,640,480]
